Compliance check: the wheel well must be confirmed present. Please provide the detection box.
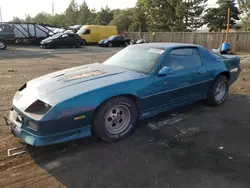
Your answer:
[90,94,140,135]
[95,94,140,112]
[0,37,6,43]
[218,71,230,80]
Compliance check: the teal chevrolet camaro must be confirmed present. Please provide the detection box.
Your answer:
[5,43,241,146]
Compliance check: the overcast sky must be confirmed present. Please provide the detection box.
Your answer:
[0,0,217,22]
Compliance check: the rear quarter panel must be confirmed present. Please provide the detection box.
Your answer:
[198,47,228,80]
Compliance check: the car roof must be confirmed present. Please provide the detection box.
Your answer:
[134,43,201,50]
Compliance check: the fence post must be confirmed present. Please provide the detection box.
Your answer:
[192,32,195,44]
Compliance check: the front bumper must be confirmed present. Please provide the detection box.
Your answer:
[4,111,92,147]
[40,43,50,48]
[98,43,107,47]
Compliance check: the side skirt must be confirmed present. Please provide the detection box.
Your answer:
[139,95,206,120]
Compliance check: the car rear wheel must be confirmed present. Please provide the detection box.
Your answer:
[125,42,129,47]
[92,96,138,142]
[0,39,7,50]
[75,42,81,48]
[82,40,86,46]
[206,75,229,106]
[108,42,113,47]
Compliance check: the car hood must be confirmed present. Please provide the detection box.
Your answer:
[41,38,55,44]
[24,63,145,104]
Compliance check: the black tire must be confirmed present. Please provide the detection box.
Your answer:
[82,40,86,46]
[0,39,7,50]
[75,42,81,48]
[206,75,229,106]
[108,42,113,47]
[92,96,138,142]
[125,41,129,47]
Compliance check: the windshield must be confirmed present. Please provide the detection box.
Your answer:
[103,46,164,74]
[48,33,62,39]
[108,36,116,40]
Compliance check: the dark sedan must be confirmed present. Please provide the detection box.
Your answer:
[40,33,83,48]
[98,35,130,47]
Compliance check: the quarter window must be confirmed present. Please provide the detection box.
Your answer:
[168,48,202,71]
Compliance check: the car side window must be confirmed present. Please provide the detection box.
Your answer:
[168,48,202,71]
[84,29,90,34]
[68,34,75,38]
[61,34,68,38]
[116,36,123,40]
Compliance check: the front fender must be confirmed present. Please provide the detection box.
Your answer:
[42,80,148,121]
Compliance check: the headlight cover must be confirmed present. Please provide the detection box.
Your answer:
[25,100,52,120]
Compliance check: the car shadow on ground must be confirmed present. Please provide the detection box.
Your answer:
[0,45,121,60]
[27,93,250,188]
[0,48,57,60]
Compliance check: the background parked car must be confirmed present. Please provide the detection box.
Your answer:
[131,38,147,45]
[0,24,15,50]
[48,28,67,37]
[40,33,83,48]
[77,25,117,45]
[98,35,131,47]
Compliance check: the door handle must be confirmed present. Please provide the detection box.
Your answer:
[193,70,206,75]
[197,71,206,75]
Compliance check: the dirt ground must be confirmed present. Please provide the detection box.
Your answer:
[0,45,250,188]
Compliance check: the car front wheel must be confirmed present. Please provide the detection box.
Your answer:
[206,75,229,106]
[108,42,113,47]
[0,39,7,50]
[92,96,138,142]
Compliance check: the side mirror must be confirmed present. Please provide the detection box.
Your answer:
[61,35,67,39]
[158,66,175,76]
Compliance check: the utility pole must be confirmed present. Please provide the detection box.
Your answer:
[52,2,54,16]
[185,0,189,27]
[225,7,230,42]
[0,6,2,23]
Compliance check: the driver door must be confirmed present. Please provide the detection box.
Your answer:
[146,48,202,109]
[58,34,68,47]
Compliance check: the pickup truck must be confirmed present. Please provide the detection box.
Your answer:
[0,24,15,50]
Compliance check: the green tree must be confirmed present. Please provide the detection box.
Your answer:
[65,0,79,25]
[50,14,68,27]
[77,1,91,24]
[182,0,208,31]
[32,12,52,24]
[238,0,250,30]
[94,6,113,25]
[204,0,240,32]
[132,0,148,32]
[11,16,23,23]
[142,0,186,31]
[109,9,134,31]
[25,15,33,23]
